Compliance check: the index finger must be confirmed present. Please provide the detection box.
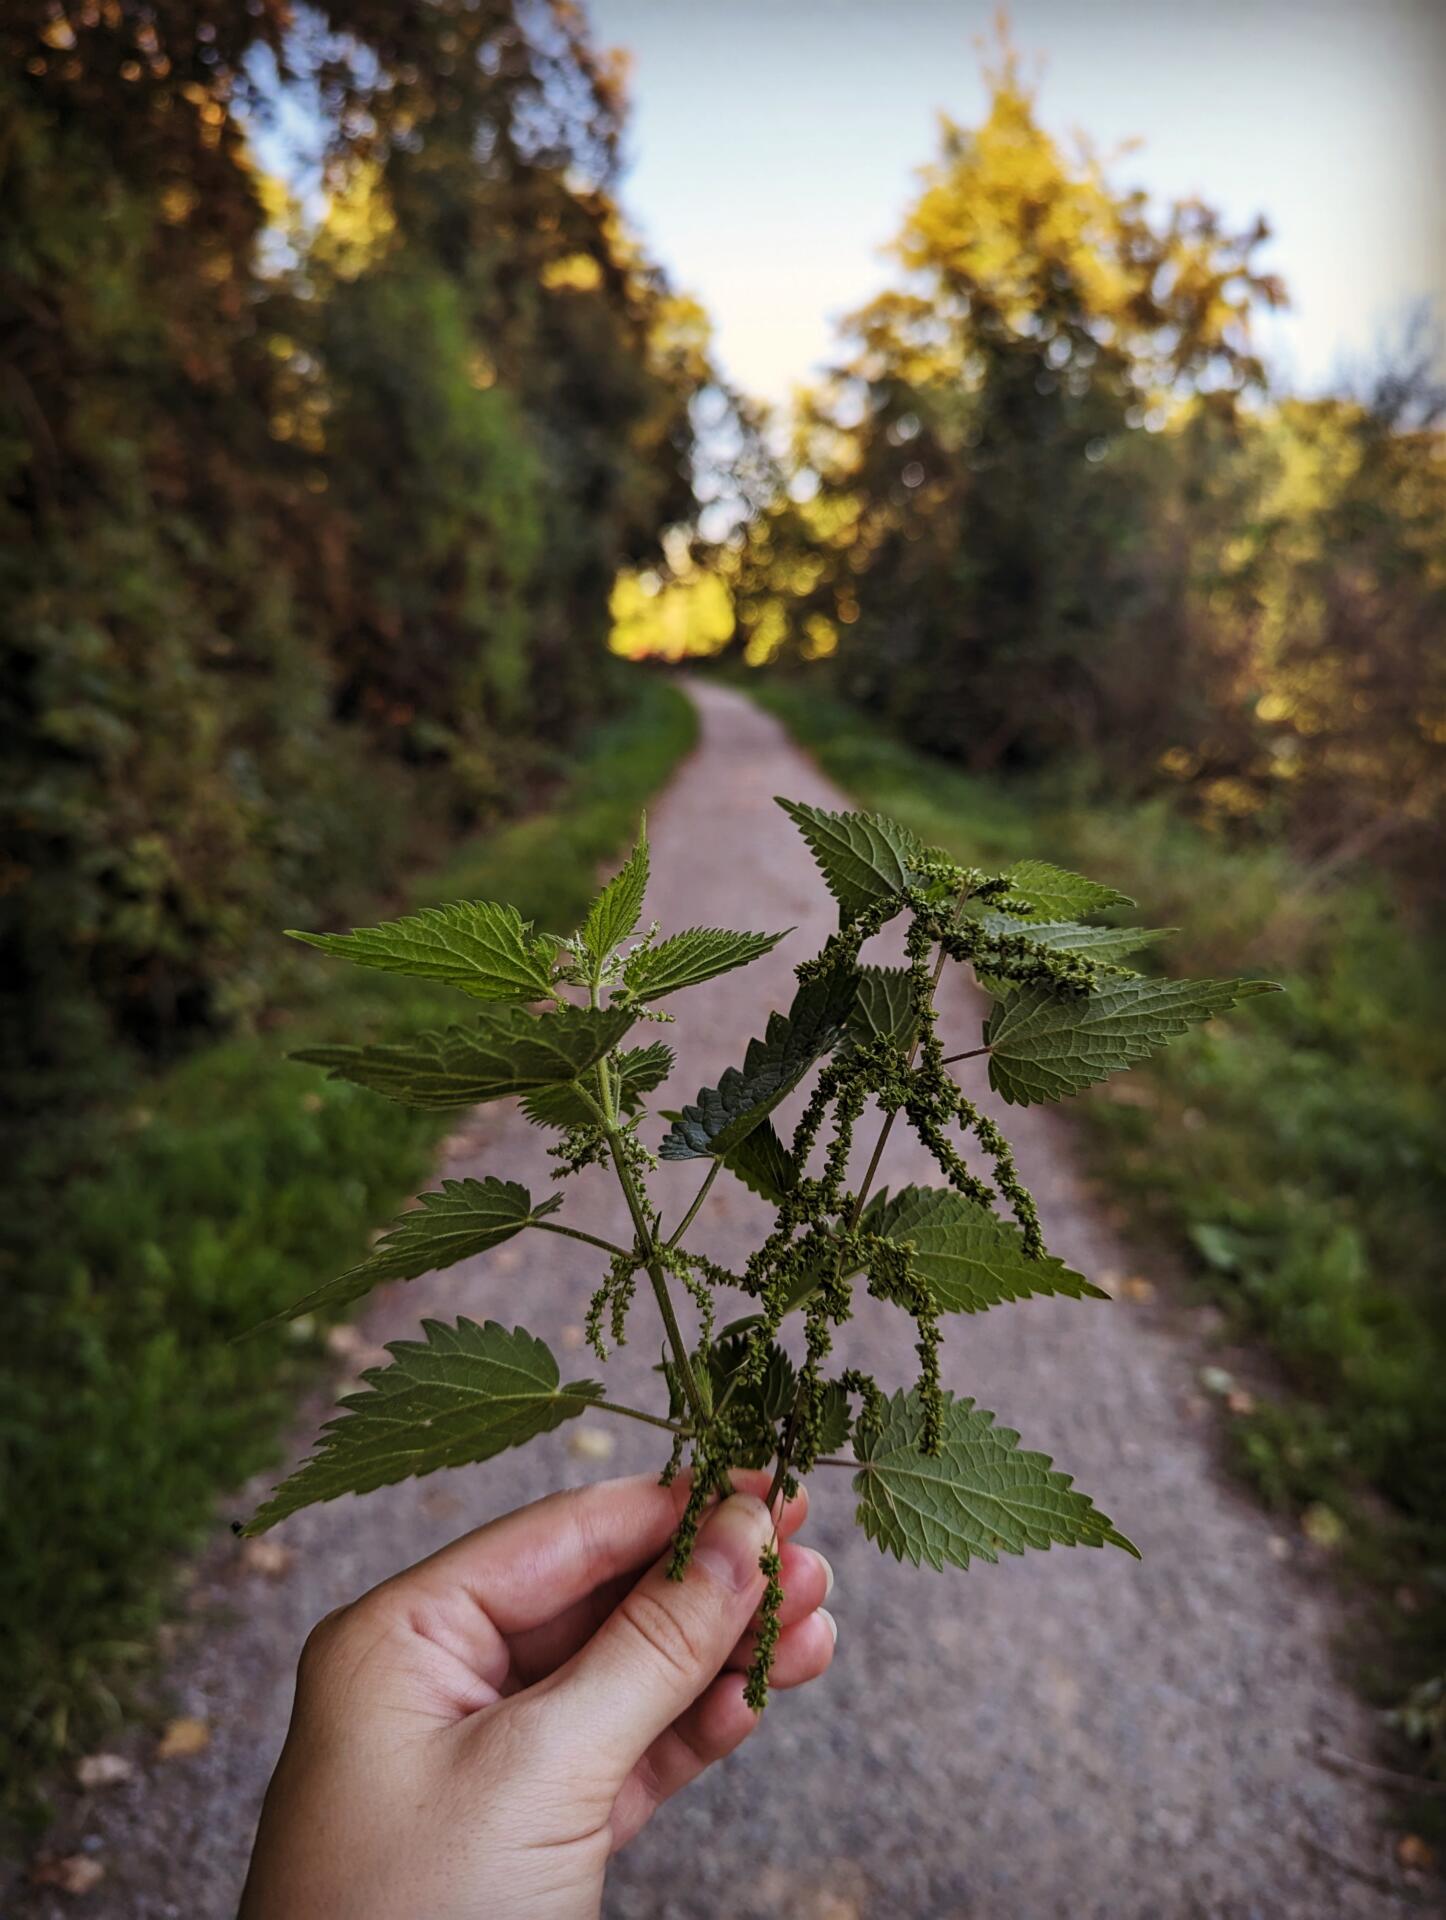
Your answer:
[376,1470,808,1637]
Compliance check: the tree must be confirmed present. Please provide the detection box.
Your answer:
[732,37,1283,772]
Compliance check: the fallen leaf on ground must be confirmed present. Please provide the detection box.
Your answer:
[75,1752,134,1790]
[1120,1275,1156,1303]
[240,1538,295,1579]
[1226,1388,1256,1416]
[30,1855,105,1894]
[156,1716,211,1760]
[567,1426,615,1462]
[1397,1834,1436,1874]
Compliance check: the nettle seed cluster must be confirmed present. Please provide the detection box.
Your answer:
[242,798,1275,1708]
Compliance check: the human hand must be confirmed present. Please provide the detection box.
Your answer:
[239,1472,835,1919]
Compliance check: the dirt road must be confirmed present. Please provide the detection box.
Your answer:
[18,682,1409,1918]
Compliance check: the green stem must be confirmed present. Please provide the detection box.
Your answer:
[666,1159,721,1248]
[605,1128,714,1435]
[592,1398,692,1436]
[571,1055,724,1475]
[532,1219,633,1259]
[939,1045,990,1067]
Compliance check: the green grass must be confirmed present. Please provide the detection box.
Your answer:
[752,674,1446,1804]
[1,671,696,1825]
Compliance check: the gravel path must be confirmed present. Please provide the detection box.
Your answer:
[16,681,1412,1918]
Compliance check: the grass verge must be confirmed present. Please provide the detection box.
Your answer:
[1,670,696,1826]
[752,674,1446,1822]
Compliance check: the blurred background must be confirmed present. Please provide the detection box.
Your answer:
[2,0,1442,1904]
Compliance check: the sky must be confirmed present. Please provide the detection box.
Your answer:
[588,0,1446,405]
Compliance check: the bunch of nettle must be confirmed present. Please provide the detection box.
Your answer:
[244,798,1273,1704]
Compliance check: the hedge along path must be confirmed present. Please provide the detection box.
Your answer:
[16,681,1405,1920]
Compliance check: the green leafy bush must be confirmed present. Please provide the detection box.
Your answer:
[0,677,695,1825]
[752,677,1446,1801]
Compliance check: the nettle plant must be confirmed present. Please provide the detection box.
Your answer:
[243,800,1277,1704]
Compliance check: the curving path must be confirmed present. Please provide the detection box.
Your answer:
[16,682,1409,1918]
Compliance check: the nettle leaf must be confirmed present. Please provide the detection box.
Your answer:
[978,913,1175,970]
[710,1334,795,1419]
[776,798,923,923]
[724,1118,799,1205]
[583,820,649,967]
[817,1380,853,1455]
[1000,859,1134,921]
[863,1186,1108,1313]
[659,968,857,1167]
[986,975,1280,1106]
[245,1319,602,1533]
[848,966,919,1052]
[623,926,789,1002]
[853,1390,1138,1569]
[294,1004,636,1110]
[265,1178,563,1326]
[522,1041,673,1129]
[289,901,555,1001]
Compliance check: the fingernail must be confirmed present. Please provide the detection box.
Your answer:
[819,1607,838,1645]
[812,1550,835,1600]
[692,1494,772,1594]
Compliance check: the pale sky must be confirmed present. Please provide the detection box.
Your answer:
[589,0,1446,404]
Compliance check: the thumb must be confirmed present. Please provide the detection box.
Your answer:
[546,1492,775,1778]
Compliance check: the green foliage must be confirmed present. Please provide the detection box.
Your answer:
[246,1320,603,1532]
[289,903,558,1002]
[853,1392,1138,1569]
[583,822,652,969]
[719,1120,800,1207]
[0,672,696,1825]
[999,861,1134,921]
[848,967,921,1051]
[775,798,928,920]
[265,1179,563,1326]
[295,1004,638,1110]
[861,1188,1109,1314]
[623,927,790,1001]
[658,970,858,1167]
[522,1042,674,1129]
[984,975,1280,1106]
[723,41,1443,892]
[255,786,1260,1714]
[2,0,710,1177]
[752,678,1446,1787]
[976,915,1173,968]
